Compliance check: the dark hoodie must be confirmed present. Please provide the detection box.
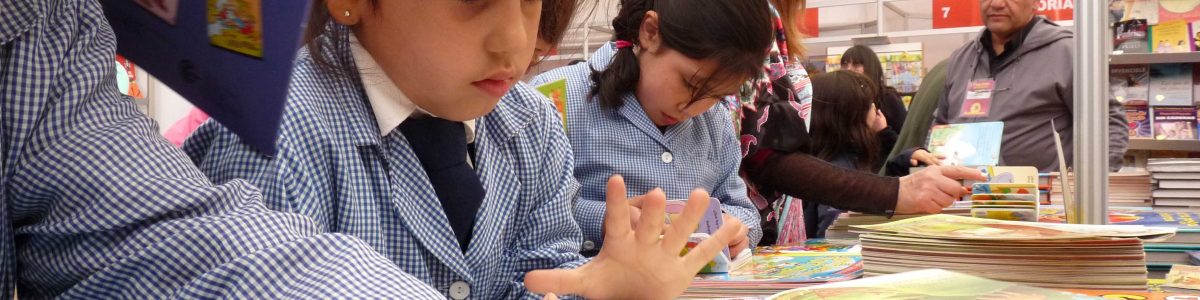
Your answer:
[936,16,1129,172]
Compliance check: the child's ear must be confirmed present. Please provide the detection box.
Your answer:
[327,0,369,26]
[638,11,663,54]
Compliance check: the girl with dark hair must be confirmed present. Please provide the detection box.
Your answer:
[185,0,738,298]
[803,71,942,237]
[531,0,773,258]
[840,45,909,140]
[735,1,983,246]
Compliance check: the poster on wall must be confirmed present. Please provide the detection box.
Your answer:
[101,0,311,155]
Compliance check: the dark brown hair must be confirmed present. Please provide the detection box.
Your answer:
[809,70,880,171]
[304,0,582,74]
[839,45,897,102]
[540,0,580,47]
[589,0,773,109]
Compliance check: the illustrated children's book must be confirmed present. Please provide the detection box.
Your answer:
[534,78,568,128]
[208,0,264,58]
[1153,106,1199,140]
[926,122,1004,167]
[103,0,313,155]
[697,240,863,283]
[1151,20,1192,53]
[1128,105,1153,138]
[768,269,1091,300]
[667,199,730,273]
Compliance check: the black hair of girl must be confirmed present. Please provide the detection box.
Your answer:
[839,45,897,103]
[590,0,774,109]
[809,70,880,171]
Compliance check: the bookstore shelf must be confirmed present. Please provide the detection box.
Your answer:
[1128,139,1200,152]
[1110,52,1200,65]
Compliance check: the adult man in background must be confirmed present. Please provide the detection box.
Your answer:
[936,0,1128,172]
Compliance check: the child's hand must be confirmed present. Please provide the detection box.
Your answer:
[722,214,749,259]
[910,149,944,167]
[525,175,740,299]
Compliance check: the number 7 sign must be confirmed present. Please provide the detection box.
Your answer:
[933,0,983,29]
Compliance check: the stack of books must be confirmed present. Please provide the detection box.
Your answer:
[852,214,1175,290]
[1048,171,1153,207]
[823,208,971,240]
[1149,159,1200,207]
[769,268,1200,299]
[969,183,1040,222]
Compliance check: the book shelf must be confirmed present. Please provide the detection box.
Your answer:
[1128,139,1200,152]
[1110,52,1200,65]
[1109,52,1200,158]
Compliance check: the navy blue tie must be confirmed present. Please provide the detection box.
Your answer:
[398,116,484,252]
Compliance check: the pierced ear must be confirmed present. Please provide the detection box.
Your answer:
[327,0,367,25]
[638,11,663,53]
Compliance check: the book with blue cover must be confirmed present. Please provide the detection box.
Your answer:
[101,0,312,155]
[926,122,1004,167]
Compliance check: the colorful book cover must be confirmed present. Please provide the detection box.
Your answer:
[667,199,729,273]
[926,122,1004,167]
[1128,105,1153,138]
[768,269,1085,300]
[1112,64,1150,105]
[1115,19,1151,53]
[1116,211,1200,228]
[1162,0,1200,23]
[1063,289,1200,299]
[1152,20,1192,53]
[699,240,863,283]
[971,182,1039,205]
[1038,205,1154,224]
[103,0,312,155]
[115,55,144,99]
[1150,64,1195,106]
[207,0,263,58]
[1153,106,1199,140]
[534,78,568,128]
